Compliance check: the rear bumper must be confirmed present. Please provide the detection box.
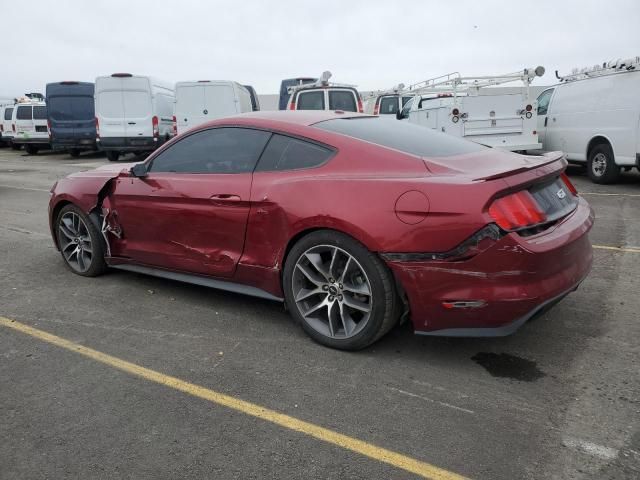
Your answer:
[386,197,594,336]
[51,138,97,151]
[97,136,160,152]
[12,137,50,145]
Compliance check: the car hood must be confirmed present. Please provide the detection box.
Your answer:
[423,150,565,181]
[67,162,139,179]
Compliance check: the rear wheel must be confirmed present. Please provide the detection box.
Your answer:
[283,230,399,350]
[588,143,619,184]
[106,151,120,162]
[69,149,81,158]
[56,204,107,277]
[25,145,39,155]
[11,142,20,150]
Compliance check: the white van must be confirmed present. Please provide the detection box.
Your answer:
[0,104,17,148]
[286,71,363,113]
[536,57,640,183]
[174,80,252,135]
[95,73,175,161]
[11,98,50,154]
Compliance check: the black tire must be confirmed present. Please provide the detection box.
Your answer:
[587,143,619,184]
[25,145,39,155]
[283,230,399,350]
[11,142,21,150]
[69,149,81,158]
[55,204,107,277]
[106,151,120,162]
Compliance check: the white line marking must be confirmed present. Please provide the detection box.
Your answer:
[581,192,640,198]
[562,437,619,460]
[389,387,475,415]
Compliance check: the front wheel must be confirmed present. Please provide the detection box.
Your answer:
[283,230,399,350]
[56,204,107,277]
[11,142,20,150]
[106,151,120,162]
[588,143,619,184]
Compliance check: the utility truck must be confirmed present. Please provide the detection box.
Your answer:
[397,67,546,151]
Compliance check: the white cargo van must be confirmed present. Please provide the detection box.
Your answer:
[95,73,175,161]
[286,71,363,113]
[174,80,252,135]
[11,98,50,154]
[536,57,640,183]
[0,104,16,147]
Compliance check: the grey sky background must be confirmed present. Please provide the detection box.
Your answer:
[1,0,639,98]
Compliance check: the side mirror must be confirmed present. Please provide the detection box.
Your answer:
[130,163,148,178]
[396,110,406,120]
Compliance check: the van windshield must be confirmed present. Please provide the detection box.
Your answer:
[48,97,94,121]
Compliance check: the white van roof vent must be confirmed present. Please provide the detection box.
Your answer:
[556,56,639,82]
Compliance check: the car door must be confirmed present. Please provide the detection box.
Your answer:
[108,127,271,278]
[536,88,555,149]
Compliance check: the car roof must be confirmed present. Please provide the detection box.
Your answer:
[198,110,372,128]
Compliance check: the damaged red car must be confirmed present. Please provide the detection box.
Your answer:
[48,111,594,350]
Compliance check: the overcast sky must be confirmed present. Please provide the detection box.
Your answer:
[2,0,639,99]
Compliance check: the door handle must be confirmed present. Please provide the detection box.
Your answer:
[128,122,136,125]
[544,117,548,127]
[210,194,241,202]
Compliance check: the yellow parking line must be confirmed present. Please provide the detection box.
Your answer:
[593,245,640,253]
[0,316,468,480]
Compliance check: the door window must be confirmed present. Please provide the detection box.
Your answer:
[297,91,325,110]
[4,107,13,120]
[379,96,399,114]
[255,134,334,171]
[537,89,554,116]
[328,90,357,112]
[16,106,32,120]
[33,106,47,120]
[150,127,271,174]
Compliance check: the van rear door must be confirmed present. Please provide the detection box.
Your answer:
[96,80,126,139]
[176,85,203,133]
[15,105,33,139]
[205,83,237,119]
[123,89,152,138]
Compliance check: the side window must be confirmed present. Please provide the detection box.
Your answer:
[16,106,32,120]
[255,134,334,172]
[297,91,325,110]
[328,90,357,112]
[537,89,554,116]
[4,107,13,120]
[150,127,271,174]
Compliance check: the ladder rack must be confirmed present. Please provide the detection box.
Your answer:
[555,56,639,82]
[364,83,406,99]
[287,71,357,95]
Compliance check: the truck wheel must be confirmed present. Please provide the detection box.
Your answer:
[11,143,21,150]
[587,143,619,184]
[69,149,81,158]
[106,151,120,162]
[25,145,39,155]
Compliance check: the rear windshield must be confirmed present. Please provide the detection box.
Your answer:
[379,96,398,114]
[33,106,47,120]
[297,90,324,110]
[16,106,32,120]
[315,117,486,157]
[328,90,357,112]
[48,96,94,121]
[4,107,13,120]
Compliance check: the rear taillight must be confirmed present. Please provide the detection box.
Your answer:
[357,97,363,113]
[95,117,100,138]
[373,99,380,115]
[12,123,15,132]
[560,172,578,196]
[152,115,159,137]
[489,190,547,231]
[0,124,3,132]
[172,115,177,136]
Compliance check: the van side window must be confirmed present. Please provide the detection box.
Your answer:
[255,134,334,172]
[4,108,13,120]
[328,90,357,112]
[150,127,271,174]
[297,91,324,110]
[537,89,554,116]
[16,106,32,120]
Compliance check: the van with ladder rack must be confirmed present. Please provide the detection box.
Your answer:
[95,73,175,161]
[535,56,640,184]
[286,71,363,113]
[364,84,414,116]
[11,94,50,155]
[397,67,546,152]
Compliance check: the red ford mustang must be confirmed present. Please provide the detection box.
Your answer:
[48,111,594,350]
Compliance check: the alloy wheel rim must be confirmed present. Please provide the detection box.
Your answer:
[59,212,93,273]
[292,245,372,339]
[592,153,607,177]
